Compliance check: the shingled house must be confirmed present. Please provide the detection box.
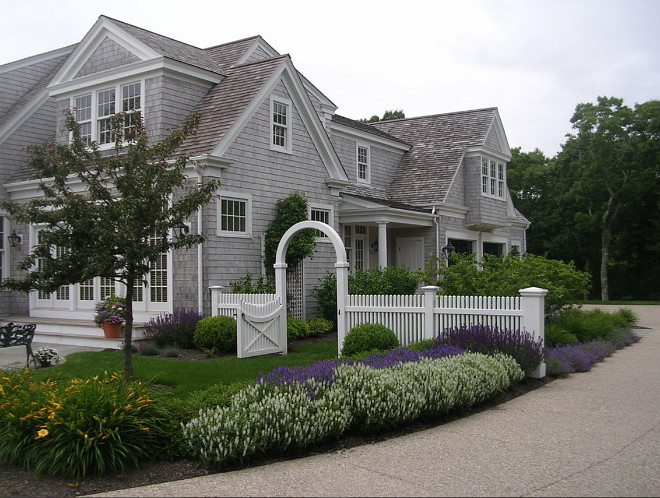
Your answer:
[0,15,528,343]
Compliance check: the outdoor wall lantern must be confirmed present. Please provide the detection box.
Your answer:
[175,222,190,238]
[8,230,22,249]
[370,239,379,253]
[441,241,455,260]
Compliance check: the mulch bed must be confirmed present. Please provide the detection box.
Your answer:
[0,338,553,497]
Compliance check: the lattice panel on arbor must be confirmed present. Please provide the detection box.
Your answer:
[286,262,303,319]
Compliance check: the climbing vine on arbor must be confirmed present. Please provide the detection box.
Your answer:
[263,192,316,274]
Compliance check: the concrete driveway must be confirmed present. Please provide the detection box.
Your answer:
[91,305,659,497]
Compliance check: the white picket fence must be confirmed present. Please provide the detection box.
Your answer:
[347,290,530,346]
[209,285,548,372]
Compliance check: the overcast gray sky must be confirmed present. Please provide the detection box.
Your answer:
[2,0,658,157]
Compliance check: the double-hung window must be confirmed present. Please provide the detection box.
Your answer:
[357,145,370,183]
[310,205,333,239]
[73,81,142,146]
[218,193,252,237]
[270,96,292,153]
[481,157,506,199]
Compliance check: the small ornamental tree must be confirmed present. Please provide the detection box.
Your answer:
[0,112,220,381]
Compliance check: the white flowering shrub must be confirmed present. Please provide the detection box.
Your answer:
[335,353,523,431]
[182,352,523,468]
[181,379,350,468]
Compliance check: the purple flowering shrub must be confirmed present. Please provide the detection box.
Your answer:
[545,329,641,377]
[257,344,466,391]
[434,325,544,375]
[143,309,206,349]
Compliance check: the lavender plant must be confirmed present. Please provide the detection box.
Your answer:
[434,325,544,375]
[143,309,206,349]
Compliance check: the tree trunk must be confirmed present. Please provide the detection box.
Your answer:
[600,225,610,302]
[123,280,134,383]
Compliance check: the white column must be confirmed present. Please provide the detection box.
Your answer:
[378,222,388,268]
[274,263,288,355]
[519,286,548,378]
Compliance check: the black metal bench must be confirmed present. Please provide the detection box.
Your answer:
[0,322,37,368]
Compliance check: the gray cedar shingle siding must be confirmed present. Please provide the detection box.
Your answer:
[145,75,213,143]
[74,37,140,78]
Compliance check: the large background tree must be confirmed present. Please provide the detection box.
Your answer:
[0,112,220,379]
[508,96,660,301]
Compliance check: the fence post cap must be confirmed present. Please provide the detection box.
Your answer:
[519,287,549,296]
[273,263,288,269]
[208,285,225,290]
[421,285,440,292]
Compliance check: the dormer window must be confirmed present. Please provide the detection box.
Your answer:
[481,157,506,199]
[270,96,292,153]
[357,145,370,183]
[73,81,141,146]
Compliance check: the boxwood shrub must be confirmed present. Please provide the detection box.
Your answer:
[194,316,237,354]
[341,323,399,357]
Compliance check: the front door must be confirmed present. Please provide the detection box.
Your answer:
[397,237,424,271]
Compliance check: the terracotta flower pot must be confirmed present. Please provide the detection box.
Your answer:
[102,321,122,338]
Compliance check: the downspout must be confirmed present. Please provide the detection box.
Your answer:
[194,162,204,314]
[433,205,440,281]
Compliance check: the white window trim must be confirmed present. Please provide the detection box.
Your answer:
[217,192,253,238]
[71,79,144,150]
[269,95,292,154]
[356,143,371,184]
[480,156,506,200]
[309,203,334,242]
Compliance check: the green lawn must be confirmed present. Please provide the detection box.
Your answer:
[577,300,660,305]
[32,339,338,397]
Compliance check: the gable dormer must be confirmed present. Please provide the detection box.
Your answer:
[47,16,225,146]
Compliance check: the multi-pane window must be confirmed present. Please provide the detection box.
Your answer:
[79,279,94,302]
[73,82,141,146]
[270,97,291,152]
[481,157,506,199]
[221,198,247,233]
[272,101,287,147]
[74,95,92,144]
[97,88,116,144]
[149,232,167,303]
[344,226,352,263]
[310,207,331,238]
[357,145,369,182]
[122,82,141,136]
[483,242,504,257]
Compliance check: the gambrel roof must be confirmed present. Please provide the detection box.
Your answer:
[372,108,504,206]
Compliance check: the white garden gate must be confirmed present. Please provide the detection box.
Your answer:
[210,221,348,359]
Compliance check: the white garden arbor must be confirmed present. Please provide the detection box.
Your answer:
[275,221,348,356]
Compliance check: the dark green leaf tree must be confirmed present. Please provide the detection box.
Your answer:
[0,112,220,380]
[558,96,654,300]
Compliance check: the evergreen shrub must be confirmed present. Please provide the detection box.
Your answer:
[194,316,237,354]
[341,323,399,357]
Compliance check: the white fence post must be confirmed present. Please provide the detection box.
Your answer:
[519,286,548,378]
[421,285,440,340]
[336,261,350,357]
[208,285,224,317]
